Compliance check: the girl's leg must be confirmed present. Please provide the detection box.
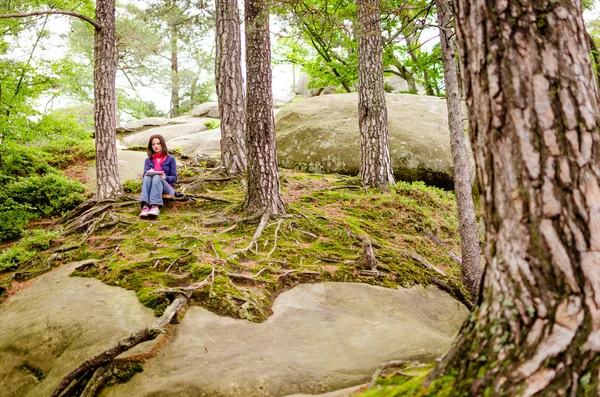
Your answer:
[140,175,154,207]
[148,175,165,206]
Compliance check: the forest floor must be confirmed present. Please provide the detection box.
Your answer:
[0,154,473,396]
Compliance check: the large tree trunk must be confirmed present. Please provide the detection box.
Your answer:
[94,0,122,200]
[357,0,395,190]
[243,0,285,215]
[215,0,247,176]
[169,14,180,118]
[429,1,600,394]
[435,0,481,299]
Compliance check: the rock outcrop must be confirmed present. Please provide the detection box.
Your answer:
[275,93,470,188]
[0,265,466,397]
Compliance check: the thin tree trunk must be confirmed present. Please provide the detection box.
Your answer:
[94,0,122,200]
[216,0,247,176]
[404,32,434,95]
[243,0,285,215]
[428,1,600,394]
[384,47,418,93]
[357,0,395,190]
[169,15,179,118]
[435,0,481,300]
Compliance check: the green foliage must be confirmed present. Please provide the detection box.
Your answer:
[0,143,54,180]
[40,138,96,168]
[204,120,220,130]
[0,140,87,242]
[123,179,143,194]
[5,173,86,218]
[0,229,59,272]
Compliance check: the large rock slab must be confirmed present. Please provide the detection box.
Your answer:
[275,93,470,188]
[103,283,467,397]
[85,149,148,187]
[191,102,219,117]
[117,117,170,133]
[0,261,156,397]
[122,119,208,147]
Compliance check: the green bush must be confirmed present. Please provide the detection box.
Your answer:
[0,142,54,181]
[0,206,33,241]
[204,120,220,130]
[5,173,86,217]
[0,229,59,272]
[40,137,96,168]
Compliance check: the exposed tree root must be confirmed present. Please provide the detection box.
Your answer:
[183,194,233,203]
[427,276,473,310]
[236,213,270,256]
[80,365,112,397]
[50,294,188,397]
[62,200,137,239]
[202,213,261,227]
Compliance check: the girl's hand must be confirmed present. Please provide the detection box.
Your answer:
[160,173,166,179]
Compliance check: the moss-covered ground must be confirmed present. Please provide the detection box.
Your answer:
[0,158,473,395]
[0,162,469,321]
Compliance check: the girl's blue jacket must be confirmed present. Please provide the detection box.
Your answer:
[143,156,177,186]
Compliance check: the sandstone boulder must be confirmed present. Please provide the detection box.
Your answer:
[275,93,470,188]
[121,118,208,147]
[103,283,466,396]
[191,102,219,117]
[116,117,169,133]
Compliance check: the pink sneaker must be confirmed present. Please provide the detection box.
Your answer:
[147,205,160,217]
[140,206,149,218]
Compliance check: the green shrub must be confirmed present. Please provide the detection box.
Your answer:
[0,142,54,181]
[123,179,142,194]
[5,173,86,217]
[0,229,59,272]
[0,207,33,241]
[40,137,95,168]
[204,120,220,130]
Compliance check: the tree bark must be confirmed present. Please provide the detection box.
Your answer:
[215,0,247,176]
[243,0,285,215]
[169,3,180,119]
[94,0,122,200]
[357,0,395,190]
[435,0,481,300]
[428,1,600,395]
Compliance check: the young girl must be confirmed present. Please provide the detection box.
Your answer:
[140,134,177,218]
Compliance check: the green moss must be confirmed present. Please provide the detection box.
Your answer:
[106,362,144,386]
[56,170,469,323]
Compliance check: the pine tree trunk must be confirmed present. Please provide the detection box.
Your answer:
[170,17,179,118]
[216,0,247,176]
[429,1,600,394]
[243,0,285,215]
[94,0,121,200]
[435,0,481,299]
[357,0,395,190]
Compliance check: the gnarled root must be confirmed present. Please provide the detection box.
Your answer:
[50,295,188,397]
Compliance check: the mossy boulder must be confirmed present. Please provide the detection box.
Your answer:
[275,93,470,189]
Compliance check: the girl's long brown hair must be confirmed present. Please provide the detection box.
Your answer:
[147,134,169,158]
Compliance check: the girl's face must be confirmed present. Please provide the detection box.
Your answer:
[152,138,162,153]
